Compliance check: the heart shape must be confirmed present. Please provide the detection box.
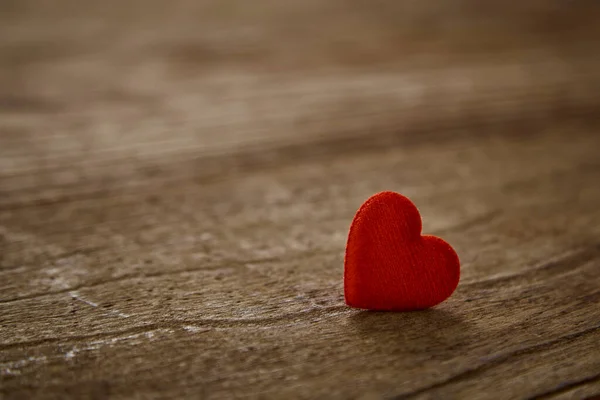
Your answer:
[344,191,460,311]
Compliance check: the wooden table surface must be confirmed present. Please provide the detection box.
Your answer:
[1,1,600,399]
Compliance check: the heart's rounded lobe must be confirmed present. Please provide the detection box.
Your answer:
[344,191,460,311]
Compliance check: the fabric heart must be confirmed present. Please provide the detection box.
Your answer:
[344,191,460,311]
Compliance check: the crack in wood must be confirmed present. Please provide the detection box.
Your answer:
[527,372,600,399]
[392,325,600,399]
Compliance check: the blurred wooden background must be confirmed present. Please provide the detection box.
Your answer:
[1,1,600,399]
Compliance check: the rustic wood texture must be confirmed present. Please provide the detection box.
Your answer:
[1,1,600,399]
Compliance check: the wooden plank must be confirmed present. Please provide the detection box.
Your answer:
[1,1,600,399]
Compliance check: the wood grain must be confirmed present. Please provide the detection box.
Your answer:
[1,1,600,399]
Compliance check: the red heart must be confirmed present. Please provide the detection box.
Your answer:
[344,191,460,311]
